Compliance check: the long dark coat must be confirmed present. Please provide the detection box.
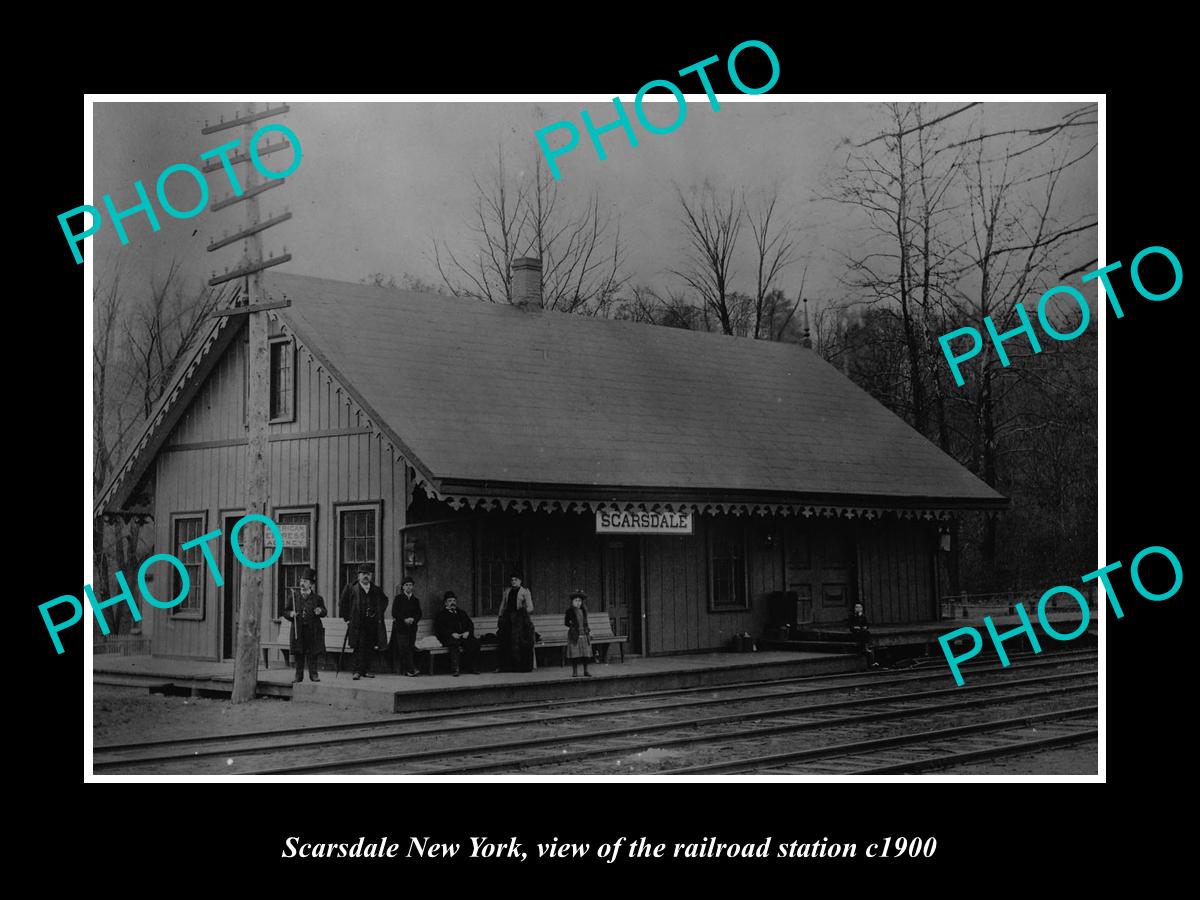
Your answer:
[498,586,536,671]
[391,590,423,636]
[283,591,327,654]
[341,582,388,651]
[434,608,475,645]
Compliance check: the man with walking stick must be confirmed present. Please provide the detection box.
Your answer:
[341,564,388,681]
[281,567,325,683]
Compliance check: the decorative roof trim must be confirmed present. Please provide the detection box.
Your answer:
[93,289,437,519]
[94,310,239,517]
[412,477,956,521]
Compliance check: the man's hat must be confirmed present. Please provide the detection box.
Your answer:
[401,574,415,586]
[356,563,374,575]
[443,590,457,602]
[569,589,587,601]
[299,566,318,583]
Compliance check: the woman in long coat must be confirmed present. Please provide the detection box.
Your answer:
[564,589,592,677]
[497,573,537,672]
[282,566,326,683]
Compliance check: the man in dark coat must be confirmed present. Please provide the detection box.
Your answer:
[282,566,326,683]
[389,575,422,676]
[848,602,875,667]
[341,564,388,680]
[434,591,480,676]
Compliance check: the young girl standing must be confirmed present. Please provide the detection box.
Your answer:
[565,590,593,677]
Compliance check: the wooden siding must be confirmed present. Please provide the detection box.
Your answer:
[856,519,938,625]
[407,511,604,625]
[149,320,410,660]
[644,516,780,654]
[524,514,604,621]
[402,518,476,620]
[389,510,938,657]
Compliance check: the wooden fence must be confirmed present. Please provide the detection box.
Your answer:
[93,634,152,656]
[940,582,1098,619]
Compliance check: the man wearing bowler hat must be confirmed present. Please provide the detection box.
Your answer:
[341,563,388,680]
[389,574,422,676]
[282,566,326,683]
[434,591,480,676]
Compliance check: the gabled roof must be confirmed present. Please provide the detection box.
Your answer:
[95,310,243,517]
[265,272,1004,509]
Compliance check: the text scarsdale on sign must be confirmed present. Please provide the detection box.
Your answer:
[595,510,693,535]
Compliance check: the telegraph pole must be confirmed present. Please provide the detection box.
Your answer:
[203,101,294,703]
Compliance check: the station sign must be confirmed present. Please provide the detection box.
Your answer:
[595,509,693,535]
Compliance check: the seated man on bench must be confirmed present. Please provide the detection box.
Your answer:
[434,591,480,677]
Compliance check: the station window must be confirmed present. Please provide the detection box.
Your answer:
[274,507,316,617]
[269,336,296,423]
[171,513,206,618]
[337,504,380,615]
[709,520,748,610]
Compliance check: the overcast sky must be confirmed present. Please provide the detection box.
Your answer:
[90,99,1097,308]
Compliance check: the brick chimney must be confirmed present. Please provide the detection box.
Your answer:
[511,256,543,310]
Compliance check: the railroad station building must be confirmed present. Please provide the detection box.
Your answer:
[96,260,1006,661]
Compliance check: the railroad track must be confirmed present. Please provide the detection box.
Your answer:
[93,650,1095,770]
[95,652,1097,775]
[665,711,1097,775]
[384,681,1097,776]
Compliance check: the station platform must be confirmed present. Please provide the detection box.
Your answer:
[93,649,865,713]
[781,608,1099,649]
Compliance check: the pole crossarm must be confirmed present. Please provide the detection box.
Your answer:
[207,254,292,287]
[209,298,292,318]
[201,105,291,135]
[207,212,292,252]
[212,179,285,211]
[201,140,293,175]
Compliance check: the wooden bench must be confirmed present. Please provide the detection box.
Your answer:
[414,620,498,674]
[262,617,396,669]
[527,613,628,666]
[263,610,628,670]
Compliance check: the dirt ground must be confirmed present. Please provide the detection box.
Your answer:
[937,740,1098,775]
[93,685,396,746]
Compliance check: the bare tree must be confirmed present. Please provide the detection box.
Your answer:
[745,186,798,339]
[828,103,955,433]
[362,271,447,294]
[613,284,705,331]
[93,265,124,627]
[433,145,628,315]
[825,101,1098,591]
[951,140,1096,566]
[124,261,226,418]
[432,147,525,305]
[761,262,812,343]
[669,183,744,336]
[95,263,228,636]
